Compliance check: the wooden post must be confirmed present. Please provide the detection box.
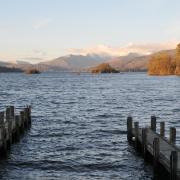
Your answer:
[24,108,29,129]
[10,106,16,141]
[142,128,147,160]
[9,106,15,118]
[151,116,156,132]
[127,116,133,142]
[170,151,178,180]
[28,105,32,126]
[0,111,7,154]
[14,115,20,141]
[170,127,176,144]
[134,122,139,150]
[153,138,160,179]
[20,111,25,132]
[5,107,11,121]
[0,112,4,124]
[6,107,12,149]
[160,121,165,137]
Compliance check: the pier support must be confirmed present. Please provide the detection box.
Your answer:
[134,122,139,150]
[153,138,160,179]
[170,127,176,144]
[142,128,147,160]
[127,116,133,142]
[160,121,165,137]
[151,116,156,132]
[170,151,178,180]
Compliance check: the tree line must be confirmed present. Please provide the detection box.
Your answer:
[148,44,180,75]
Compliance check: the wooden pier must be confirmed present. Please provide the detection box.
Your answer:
[0,105,31,155]
[127,116,180,180]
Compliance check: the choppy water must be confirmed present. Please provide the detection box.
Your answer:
[0,72,179,180]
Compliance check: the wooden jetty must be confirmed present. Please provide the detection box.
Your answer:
[127,116,180,180]
[0,105,31,155]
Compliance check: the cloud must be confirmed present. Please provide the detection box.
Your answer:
[18,49,49,63]
[33,18,52,30]
[33,49,47,56]
[68,41,178,57]
[18,57,45,62]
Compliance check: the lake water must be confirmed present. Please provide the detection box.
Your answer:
[0,72,179,180]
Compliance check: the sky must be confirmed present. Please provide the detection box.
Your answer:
[0,0,180,63]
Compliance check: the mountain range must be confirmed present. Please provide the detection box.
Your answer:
[0,49,175,73]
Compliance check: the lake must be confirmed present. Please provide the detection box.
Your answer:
[0,72,179,179]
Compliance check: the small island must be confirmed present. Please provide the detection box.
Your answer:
[91,63,119,74]
[25,69,41,74]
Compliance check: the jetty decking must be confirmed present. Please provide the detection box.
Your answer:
[127,116,180,180]
[0,106,31,155]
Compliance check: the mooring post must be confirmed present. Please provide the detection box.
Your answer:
[153,137,160,179]
[9,106,16,142]
[24,108,29,129]
[15,115,20,141]
[160,121,165,137]
[9,106,15,121]
[134,122,139,150]
[170,127,176,144]
[170,151,178,180]
[142,128,148,160]
[6,107,12,149]
[0,112,4,124]
[151,116,156,132]
[20,111,25,132]
[127,116,133,142]
[0,111,7,154]
[28,105,32,126]
[24,108,27,128]
[9,106,15,118]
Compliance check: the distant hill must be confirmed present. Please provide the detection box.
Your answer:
[0,66,22,73]
[107,49,175,72]
[0,49,176,73]
[39,54,110,71]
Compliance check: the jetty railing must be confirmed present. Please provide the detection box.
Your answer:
[0,105,31,155]
[127,116,180,180]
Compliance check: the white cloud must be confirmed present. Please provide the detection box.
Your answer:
[33,18,52,30]
[68,41,178,57]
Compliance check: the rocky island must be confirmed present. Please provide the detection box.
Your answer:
[91,63,119,74]
[25,69,41,74]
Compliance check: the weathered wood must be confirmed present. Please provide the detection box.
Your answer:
[170,151,178,180]
[134,122,139,150]
[170,127,176,144]
[24,107,31,128]
[20,111,25,131]
[0,112,4,124]
[27,105,32,125]
[5,108,12,149]
[151,116,156,132]
[0,112,7,154]
[127,116,133,142]
[142,128,147,160]
[128,116,180,179]
[14,115,20,141]
[9,106,15,118]
[5,107,11,120]
[153,138,160,179]
[0,106,31,156]
[160,121,165,137]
